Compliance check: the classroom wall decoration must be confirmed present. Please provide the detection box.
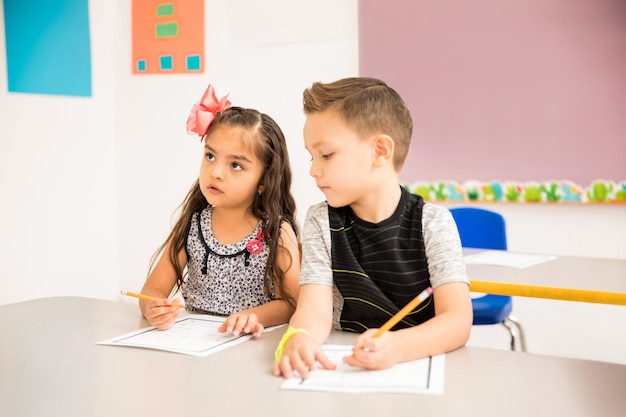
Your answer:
[132,0,204,74]
[359,0,626,204]
[405,179,626,204]
[3,0,92,97]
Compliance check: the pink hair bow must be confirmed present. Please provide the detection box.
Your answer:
[186,84,231,138]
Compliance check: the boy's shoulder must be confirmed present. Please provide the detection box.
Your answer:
[306,200,329,217]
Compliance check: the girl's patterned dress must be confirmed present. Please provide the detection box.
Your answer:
[182,206,273,315]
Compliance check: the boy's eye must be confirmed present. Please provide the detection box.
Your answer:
[321,153,333,159]
[205,153,216,161]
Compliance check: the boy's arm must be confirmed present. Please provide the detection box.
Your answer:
[273,202,336,378]
[273,283,336,378]
[287,283,334,342]
[395,281,472,358]
[288,201,335,340]
[346,282,472,369]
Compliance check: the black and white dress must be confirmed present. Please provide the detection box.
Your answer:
[182,206,272,315]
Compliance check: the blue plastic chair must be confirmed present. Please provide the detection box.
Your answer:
[449,207,526,351]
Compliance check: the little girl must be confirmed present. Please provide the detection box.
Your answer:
[139,84,300,338]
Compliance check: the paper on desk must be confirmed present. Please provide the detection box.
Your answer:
[464,250,557,268]
[281,345,445,395]
[97,314,280,357]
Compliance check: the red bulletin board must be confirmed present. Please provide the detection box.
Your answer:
[132,0,204,74]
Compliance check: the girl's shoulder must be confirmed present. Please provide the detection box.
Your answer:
[276,218,300,257]
[193,205,213,224]
[278,218,298,238]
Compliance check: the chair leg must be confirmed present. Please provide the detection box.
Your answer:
[501,315,527,352]
[507,315,527,352]
[501,319,519,351]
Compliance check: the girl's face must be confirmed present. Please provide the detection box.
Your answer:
[200,125,264,211]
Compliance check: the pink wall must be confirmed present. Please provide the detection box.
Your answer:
[359,0,626,184]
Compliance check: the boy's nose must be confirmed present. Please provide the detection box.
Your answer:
[309,161,319,178]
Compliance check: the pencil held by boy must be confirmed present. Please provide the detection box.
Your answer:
[273,77,472,378]
[137,84,301,338]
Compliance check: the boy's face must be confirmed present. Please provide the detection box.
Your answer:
[304,110,375,208]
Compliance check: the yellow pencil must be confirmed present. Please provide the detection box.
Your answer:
[374,287,433,337]
[120,290,183,308]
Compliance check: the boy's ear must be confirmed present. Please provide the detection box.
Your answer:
[372,134,395,167]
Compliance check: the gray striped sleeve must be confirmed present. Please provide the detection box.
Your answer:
[299,202,333,286]
[422,203,470,288]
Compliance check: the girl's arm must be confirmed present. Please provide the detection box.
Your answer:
[139,240,187,330]
[219,221,301,336]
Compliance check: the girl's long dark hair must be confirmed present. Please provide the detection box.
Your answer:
[149,107,299,311]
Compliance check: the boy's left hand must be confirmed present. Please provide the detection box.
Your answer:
[343,328,399,370]
[218,312,264,338]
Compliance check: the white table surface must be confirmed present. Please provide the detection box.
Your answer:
[1,296,624,417]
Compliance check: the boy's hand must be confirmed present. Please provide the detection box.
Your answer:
[343,328,400,370]
[144,298,182,330]
[272,332,336,379]
[218,312,264,338]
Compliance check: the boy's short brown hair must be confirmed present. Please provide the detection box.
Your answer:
[303,77,413,170]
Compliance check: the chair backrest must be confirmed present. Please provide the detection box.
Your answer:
[449,207,507,250]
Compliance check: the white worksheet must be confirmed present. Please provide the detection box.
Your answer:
[98,314,278,357]
[281,345,445,395]
[464,250,557,268]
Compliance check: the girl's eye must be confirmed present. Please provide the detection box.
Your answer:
[205,153,215,162]
[231,162,243,171]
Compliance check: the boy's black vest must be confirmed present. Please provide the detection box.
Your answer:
[328,189,434,333]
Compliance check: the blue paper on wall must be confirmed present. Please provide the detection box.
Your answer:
[3,0,92,97]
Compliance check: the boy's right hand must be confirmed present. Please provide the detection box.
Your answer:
[143,298,182,330]
[272,332,336,379]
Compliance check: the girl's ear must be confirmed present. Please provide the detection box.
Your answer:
[257,183,265,194]
[372,134,395,168]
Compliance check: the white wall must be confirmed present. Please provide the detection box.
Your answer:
[0,0,120,303]
[442,202,626,260]
[111,0,358,296]
[0,0,624,364]
[0,0,355,306]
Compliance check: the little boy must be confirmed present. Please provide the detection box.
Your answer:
[273,77,472,379]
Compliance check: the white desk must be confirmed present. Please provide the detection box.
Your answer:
[1,297,625,417]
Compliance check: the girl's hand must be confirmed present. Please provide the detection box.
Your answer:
[218,312,264,338]
[342,328,400,370]
[144,298,182,330]
[272,332,336,379]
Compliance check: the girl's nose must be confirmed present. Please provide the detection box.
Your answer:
[211,164,224,180]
